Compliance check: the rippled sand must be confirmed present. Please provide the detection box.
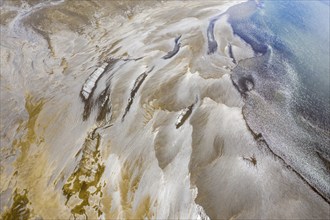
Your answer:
[0,0,329,219]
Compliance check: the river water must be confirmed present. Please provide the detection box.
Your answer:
[0,0,329,219]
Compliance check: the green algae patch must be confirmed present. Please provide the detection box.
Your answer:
[2,189,31,220]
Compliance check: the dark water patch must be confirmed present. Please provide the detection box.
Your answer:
[175,103,194,129]
[122,67,154,122]
[95,59,143,124]
[81,58,118,121]
[80,59,117,101]
[123,56,144,62]
[96,85,111,123]
[206,1,265,55]
[237,75,254,93]
[227,1,292,56]
[122,72,147,121]
[207,17,220,54]
[228,43,236,64]
[162,36,181,59]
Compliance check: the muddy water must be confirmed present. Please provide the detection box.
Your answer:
[0,0,329,219]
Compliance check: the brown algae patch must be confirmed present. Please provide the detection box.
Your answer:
[133,195,152,219]
[119,159,153,219]
[60,57,68,73]
[142,99,161,125]
[13,94,45,164]
[243,154,257,166]
[100,191,118,219]
[1,189,31,220]
[0,10,18,26]
[24,1,97,34]
[141,65,188,112]
[3,95,70,219]
[62,132,105,218]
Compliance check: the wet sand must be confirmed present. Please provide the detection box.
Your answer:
[1,0,329,219]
